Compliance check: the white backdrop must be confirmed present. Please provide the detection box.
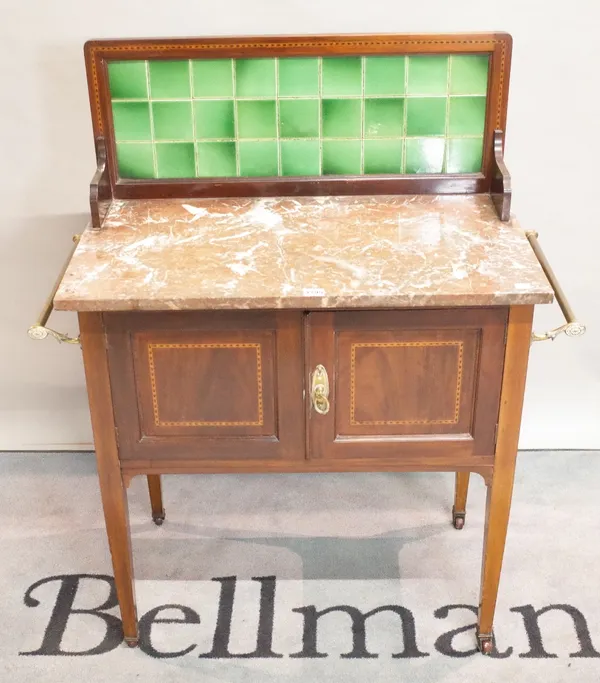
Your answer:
[1,0,598,450]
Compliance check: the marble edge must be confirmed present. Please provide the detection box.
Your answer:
[52,198,556,312]
[54,290,554,312]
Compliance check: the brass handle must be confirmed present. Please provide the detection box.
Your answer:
[311,364,330,415]
[28,235,81,345]
[526,231,586,342]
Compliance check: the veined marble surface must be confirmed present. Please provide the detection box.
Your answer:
[54,194,553,311]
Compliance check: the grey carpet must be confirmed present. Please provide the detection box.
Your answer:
[0,451,599,682]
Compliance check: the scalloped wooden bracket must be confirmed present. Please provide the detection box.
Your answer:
[89,136,112,230]
[491,130,512,221]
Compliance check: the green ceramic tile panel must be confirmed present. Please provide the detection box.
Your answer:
[450,55,489,95]
[192,59,234,97]
[278,58,319,97]
[405,138,446,174]
[116,143,155,178]
[112,102,151,141]
[235,59,276,97]
[449,96,487,135]
[196,142,237,177]
[152,102,193,140]
[108,54,490,178]
[108,61,148,99]
[322,57,362,96]
[364,99,404,138]
[281,140,320,176]
[364,140,403,174]
[322,140,361,175]
[149,60,191,98]
[156,143,196,178]
[365,57,405,96]
[407,56,449,95]
[279,99,319,139]
[194,100,235,139]
[237,100,277,139]
[447,137,483,173]
[406,98,446,136]
[238,141,278,176]
[322,99,362,138]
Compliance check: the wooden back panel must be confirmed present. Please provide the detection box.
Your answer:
[85,33,512,199]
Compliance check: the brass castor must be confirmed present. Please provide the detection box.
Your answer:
[152,510,165,526]
[477,632,494,655]
[124,636,139,648]
[452,507,466,530]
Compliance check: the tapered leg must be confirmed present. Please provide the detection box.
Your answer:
[452,472,470,529]
[147,475,166,525]
[477,306,533,655]
[80,312,139,647]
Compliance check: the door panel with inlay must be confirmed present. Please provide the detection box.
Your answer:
[140,335,274,437]
[105,311,304,461]
[306,308,507,461]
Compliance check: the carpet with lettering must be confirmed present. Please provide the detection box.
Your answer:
[1,451,599,682]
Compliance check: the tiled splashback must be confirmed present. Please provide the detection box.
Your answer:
[108,55,489,179]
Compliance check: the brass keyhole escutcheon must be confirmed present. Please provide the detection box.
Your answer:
[311,364,330,415]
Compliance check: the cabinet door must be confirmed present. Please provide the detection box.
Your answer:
[306,308,507,463]
[105,311,304,462]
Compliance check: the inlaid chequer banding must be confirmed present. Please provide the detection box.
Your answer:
[349,341,464,426]
[147,342,264,427]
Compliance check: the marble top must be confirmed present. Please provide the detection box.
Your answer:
[54,194,553,311]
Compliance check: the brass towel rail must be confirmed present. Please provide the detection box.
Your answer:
[526,231,586,342]
[28,235,81,345]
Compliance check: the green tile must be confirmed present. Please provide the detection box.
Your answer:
[322,99,361,138]
[407,56,449,95]
[194,100,234,139]
[116,143,154,178]
[447,137,484,173]
[322,57,362,96]
[149,60,190,98]
[279,99,319,139]
[238,141,278,176]
[112,101,151,141]
[278,58,319,97]
[108,61,148,99]
[155,142,196,178]
[237,100,276,139]
[406,98,446,136]
[450,55,489,95]
[363,140,403,174]
[152,101,193,140]
[364,98,404,137]
[322,140,361,175]
[235,59,276,97]
[449,96,487,135]
[281,140,320,176]
[196,142,237,177]
[405,138,445,174]
[365,57,405,96]
[192,59,234,97]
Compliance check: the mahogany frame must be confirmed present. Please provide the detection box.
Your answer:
[84,33,512,203]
